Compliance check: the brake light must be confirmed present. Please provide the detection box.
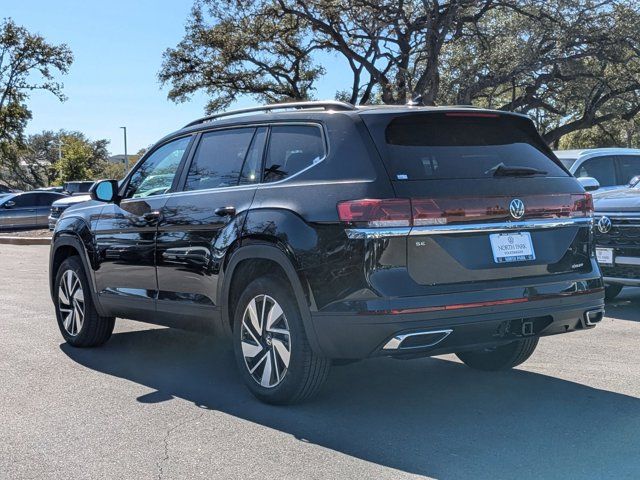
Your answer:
[337,199,412,227]
[338,194,593,227]
[444,112,499,118]
[571,193,593,217]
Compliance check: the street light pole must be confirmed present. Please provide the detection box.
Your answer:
[120,126,128,169]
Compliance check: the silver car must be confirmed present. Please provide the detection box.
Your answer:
[554,148,640,190]
[0,191,67,230]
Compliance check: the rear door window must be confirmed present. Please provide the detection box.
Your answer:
[381,113,567,180]
[575,157,617,187]
[263,125,325,183]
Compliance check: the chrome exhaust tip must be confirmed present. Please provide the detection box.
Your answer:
[383,329,452,350]
[584,308,605,326]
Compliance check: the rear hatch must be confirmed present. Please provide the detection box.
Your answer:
[359,110,593,286]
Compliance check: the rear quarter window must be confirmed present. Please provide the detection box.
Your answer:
[383,113,567,180]
[263,125,325,183]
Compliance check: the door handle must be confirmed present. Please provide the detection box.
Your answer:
[142,210,163,223]
[214,206,236,217]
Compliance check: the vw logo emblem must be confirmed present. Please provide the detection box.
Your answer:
[509,199,525,220]
[597,216,612,234]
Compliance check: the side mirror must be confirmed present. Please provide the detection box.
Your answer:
[90,179,119,203]
[628,175,640,188]
[3,200,15,209]
[577,176,600,192]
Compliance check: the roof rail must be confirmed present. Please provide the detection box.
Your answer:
[183,100,357,128]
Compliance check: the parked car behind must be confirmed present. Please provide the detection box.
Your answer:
[0,191,67,230]
[49,101,604,404]
[592,183,640,299]
[554,148,640,190]
[48,193,92,230]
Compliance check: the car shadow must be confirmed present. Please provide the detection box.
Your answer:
[61,328,640,479]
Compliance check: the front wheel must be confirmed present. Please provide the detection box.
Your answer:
[54,256,115,347]
[232,275,330,404]
[456,337,539,371]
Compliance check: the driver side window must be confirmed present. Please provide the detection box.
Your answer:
[125,136,191,199]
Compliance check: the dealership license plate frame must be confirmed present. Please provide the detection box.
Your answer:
[490,232,536,263]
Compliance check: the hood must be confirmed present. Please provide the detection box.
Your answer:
[52,194,91,207]
[593,187,640,212]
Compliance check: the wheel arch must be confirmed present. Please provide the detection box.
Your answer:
[50,221,107,317]
[219,243,322,355]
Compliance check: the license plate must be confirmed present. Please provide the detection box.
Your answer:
[596,247,614,265]
[489,232,535,263]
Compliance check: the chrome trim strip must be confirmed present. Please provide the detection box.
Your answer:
[603,277,640,286]
[594,212,640,219]
[410,217,592,235]
[383,329,453,350]
[615,256,640,266]
[346,227,411,239]
[347,218,592,239]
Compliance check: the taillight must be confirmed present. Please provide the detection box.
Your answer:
[338,194,594,227]
[571,193,593,217]
[337,199,412,227]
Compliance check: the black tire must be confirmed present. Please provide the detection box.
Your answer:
[456,337,539,371]
[604,284,623,301]
[54,256,115,347]
[232,275,330,404]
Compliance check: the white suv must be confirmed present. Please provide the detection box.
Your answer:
[554,148,640,190]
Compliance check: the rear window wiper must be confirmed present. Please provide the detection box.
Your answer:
[485,162,547,177]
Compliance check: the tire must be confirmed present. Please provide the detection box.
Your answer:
[54,256,115,347]
[456,337,539,371]
[232,275,330,404]
[604,284,623,301]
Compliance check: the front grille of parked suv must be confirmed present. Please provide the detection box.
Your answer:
[595,217,640,247]
[49,206,67,219]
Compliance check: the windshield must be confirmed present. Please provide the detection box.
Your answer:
[383,113,568,180]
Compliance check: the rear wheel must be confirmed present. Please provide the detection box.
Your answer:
[604,284,623,301]
[54,256,115,347]
[232,275,330,404]
[456,337,539,371]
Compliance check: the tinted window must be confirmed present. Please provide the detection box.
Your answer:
[11,193,38,207]
[383,114,567,180]
[263,125,325,183]
[576,157,616,187]
[35,193,64,206]
[617,155,640,184]
[185,128,255,191]
[126,136,191,198]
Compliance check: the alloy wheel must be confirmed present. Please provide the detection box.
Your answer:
[58,270,85,336]
[240,294,291,388]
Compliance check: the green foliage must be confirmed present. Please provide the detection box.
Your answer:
[162,0,640,145]
[0,18,73,187]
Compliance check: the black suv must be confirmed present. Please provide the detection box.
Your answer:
[49,101,604,404]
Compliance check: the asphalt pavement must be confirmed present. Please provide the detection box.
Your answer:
[1,244,639,479]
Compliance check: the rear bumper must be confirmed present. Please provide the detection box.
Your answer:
[310,278,604,359]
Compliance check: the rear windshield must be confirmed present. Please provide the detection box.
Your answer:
[383,113,568,180]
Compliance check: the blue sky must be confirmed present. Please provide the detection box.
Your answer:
[4,0,348,154]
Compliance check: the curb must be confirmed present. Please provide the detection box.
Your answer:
[0,236,52,245]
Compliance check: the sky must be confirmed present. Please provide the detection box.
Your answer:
[3,0,349,155]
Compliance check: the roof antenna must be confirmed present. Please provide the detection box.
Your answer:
[407,95,424,106]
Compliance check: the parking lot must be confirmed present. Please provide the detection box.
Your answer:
[0,243,638,479]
